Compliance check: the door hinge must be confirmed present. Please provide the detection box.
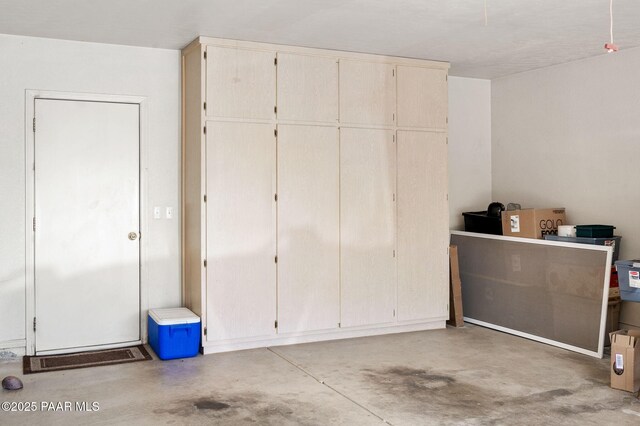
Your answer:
[393,113,395,121]
[393,249,396,258]
[32,117,36,133]
[338,322,341,328]
[204,194,207,202]
[446,194,449,200]
[274,129,278,137]
[393,309,396,317]
[204,259,207,267]
[203,126,207,134]
[32,217,36,232]
[274,256,278,263]
[393,134,395,143]
[33,317,36,332]
[446,117,448,124]
[274,106,277,114]
[392,68,395,77]
[275,320,278,328]
[274,193,277,202]
[446,74,448,81]
[274,57,277,66]
[204,51,207,60]
[393,193,396,202]
[203,327,207,336]
[204,102,207,111]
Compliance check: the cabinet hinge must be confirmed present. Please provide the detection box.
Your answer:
[274,129,278,137]
[275,320,278,328]
[33,317,36,332]
[204,102,207,111]
[274,57,277,66]
[32,117,36,133]
[204,194,207,202]
[204,259,207,267]
[203,327,207,336]
[33,217,36,232]
[274,256,278,263]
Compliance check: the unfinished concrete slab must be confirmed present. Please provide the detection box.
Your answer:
[1,325,639,425]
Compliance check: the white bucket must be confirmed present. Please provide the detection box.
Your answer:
[558,225,576,237]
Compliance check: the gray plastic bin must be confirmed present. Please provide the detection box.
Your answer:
[614,260,640,302]
[543,235,622,262]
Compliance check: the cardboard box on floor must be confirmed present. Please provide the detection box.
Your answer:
[501,208,566,239]
[610,329,640,393]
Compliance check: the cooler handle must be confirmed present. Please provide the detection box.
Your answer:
[168,324,192,337]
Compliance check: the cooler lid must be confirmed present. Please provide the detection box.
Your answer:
[149,308,200,325]
[615,260,640,268]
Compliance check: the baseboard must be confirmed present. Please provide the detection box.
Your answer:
[0,339,26,358]
[202,319,446,354]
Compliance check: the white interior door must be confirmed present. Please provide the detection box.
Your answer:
[34,99,140,354]
[340,128,397,327]
[206,121,277,341]
[277,125,340,333]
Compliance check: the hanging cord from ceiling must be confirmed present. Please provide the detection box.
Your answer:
[484,0,488,26]
[605,0,619,52]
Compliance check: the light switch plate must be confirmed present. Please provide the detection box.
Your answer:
[166,207,173,219]
[153,206,161,219]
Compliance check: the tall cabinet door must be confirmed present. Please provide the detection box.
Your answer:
[206,46,276,120]
[206,121,276,341]
[340,128,396,327]
[277,125,340,333]
[397,131,449,321]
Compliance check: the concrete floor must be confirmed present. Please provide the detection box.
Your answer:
[1,325,639,425]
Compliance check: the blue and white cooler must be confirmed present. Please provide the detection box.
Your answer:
[148,308,201,360]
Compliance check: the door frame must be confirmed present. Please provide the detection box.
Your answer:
[25,90,149,356]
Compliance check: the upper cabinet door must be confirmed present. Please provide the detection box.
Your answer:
[206,46,276,120]
[277,53,338,123]
[339,60,396,126]
[397,66,448,129]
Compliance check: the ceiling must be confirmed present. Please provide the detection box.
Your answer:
[1,0,639,78]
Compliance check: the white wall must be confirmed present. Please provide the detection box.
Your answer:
[0,34,181,350]
[492,47,640,259]
[448,77,492,229]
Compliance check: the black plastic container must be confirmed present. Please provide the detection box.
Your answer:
[575,225,615,238]
[462,211,503,235]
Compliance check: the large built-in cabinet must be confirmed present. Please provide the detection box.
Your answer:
[182,37,449,354]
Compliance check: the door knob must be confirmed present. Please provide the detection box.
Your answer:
[128,232,138,240]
